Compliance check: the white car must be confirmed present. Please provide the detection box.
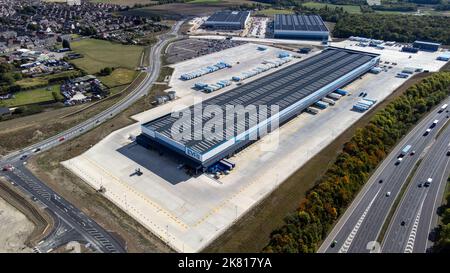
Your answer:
[424,178,432,187]
[386,192,391,197]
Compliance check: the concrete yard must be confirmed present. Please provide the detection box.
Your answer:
[62,41,449,253]
[0,197,34,253]
[167,42,304,98]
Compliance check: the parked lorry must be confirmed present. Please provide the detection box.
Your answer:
[328,93,342,100]
[315,101,329,109]
[322,98,335,105]
[335,89,349,96]
[306,107,319,114]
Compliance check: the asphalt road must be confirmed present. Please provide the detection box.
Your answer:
[318,99,450,253]
[0,21,184,253]
[2,20,183,163]
[382,121,450,253]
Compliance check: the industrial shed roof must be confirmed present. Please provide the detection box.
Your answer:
[205,11,250,24]
[274,14,328,32]
[143,48,378,155]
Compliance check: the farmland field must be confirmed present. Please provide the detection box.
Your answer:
[302,2,362,13]
[99,68,138,88]
[188,0,221,3]
[256,8,294,16]
[0,85,62,107]
[69,39,144,74]
[16,71,80,89]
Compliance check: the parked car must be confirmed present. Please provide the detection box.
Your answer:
[2,165,14,171]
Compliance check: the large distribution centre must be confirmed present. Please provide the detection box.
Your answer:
[202,11,250,30]
[137,48,380,172]
[273,14,329,40]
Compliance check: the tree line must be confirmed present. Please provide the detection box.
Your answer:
[264,72,450,253]
[333,14,450,44]
[433,181,450,252]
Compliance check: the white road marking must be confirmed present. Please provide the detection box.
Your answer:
[404,197,425,253]
[339,187,382,253]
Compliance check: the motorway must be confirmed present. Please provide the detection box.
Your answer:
[382,120,450,253]
[319,99,450,253]
[0,21,184,253]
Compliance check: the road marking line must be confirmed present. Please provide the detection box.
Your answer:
[404,198,425,253]
[339,187,382,253]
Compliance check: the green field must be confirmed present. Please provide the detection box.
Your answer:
[69,39,144,74]
[302,2,362,13]
[256,8,295,16]
[188,0,221,3]
[16,70,80,89]
[99,68,138,88]
[0,85,62,107]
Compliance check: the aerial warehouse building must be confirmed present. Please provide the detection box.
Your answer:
[273,14,329,40]
[202,11,250,30]
[413,40,441,52]
[137,48,379,172]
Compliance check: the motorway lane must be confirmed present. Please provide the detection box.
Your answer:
[0,21,184,252]
[382,123,450,252]
[320,100,450,253]
[415,153,450,252]
[413,131,450,252]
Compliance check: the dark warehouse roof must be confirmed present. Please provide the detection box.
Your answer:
[205,11,250,24]
[274,14,328,32]
[143,48,378,155]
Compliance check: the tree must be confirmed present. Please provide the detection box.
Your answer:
[265,72,450,253]
[52,91,59,102]
[99,67,113,76]
[62,39,71,50]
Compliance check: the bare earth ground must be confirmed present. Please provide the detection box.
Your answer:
[0,178,54,252]
[28,85,173,253]
[204,73,431,252]
[0,196,34,253]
